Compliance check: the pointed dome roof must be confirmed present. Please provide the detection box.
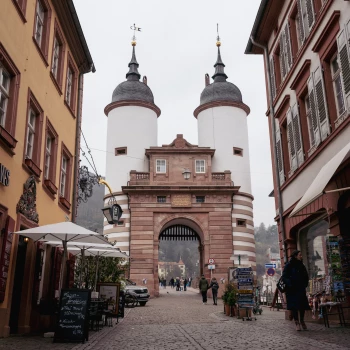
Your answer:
[111,45,155,104]
[199,46,242,105]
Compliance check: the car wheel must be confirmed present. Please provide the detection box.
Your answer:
[139,301,147,306]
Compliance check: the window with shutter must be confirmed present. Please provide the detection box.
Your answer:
[313,66,330,141]
[297,0,306,44]
[284,24,293,70]
[270,56,276,100]
[292,104,304,166]
[305,0,315,31]
[286,109,297,174]
[337,28,350,115]
[275,123,285,185]
[280,34,287,80]
[307,76,320,148]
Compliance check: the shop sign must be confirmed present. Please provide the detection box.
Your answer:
[0,163,10,186]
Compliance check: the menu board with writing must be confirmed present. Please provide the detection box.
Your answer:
[54,289,91,343]
[0,217,15,302]
[118,290,125,319]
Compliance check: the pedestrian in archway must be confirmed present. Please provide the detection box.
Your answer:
[282,250,310,331]
[199,274,209,304]
[208,277,219,305]
[170,277,174,288]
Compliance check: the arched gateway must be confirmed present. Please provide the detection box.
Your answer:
[103,40,256,297]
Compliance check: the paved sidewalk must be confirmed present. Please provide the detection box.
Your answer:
[1,287,350,350]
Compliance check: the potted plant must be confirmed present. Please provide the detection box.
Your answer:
[222,283,237,316]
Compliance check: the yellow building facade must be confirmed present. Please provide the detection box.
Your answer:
[0,0,94,337]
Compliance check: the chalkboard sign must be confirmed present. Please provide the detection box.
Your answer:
[54,289,91,343]
[118,290,125,319]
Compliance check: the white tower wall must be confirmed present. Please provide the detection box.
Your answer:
[105,105,158,192]
[197,106,252,194]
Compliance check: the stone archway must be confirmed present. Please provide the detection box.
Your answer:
[153,216,206,296]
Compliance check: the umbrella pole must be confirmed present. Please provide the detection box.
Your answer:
[94,253,100,291]
[80,248,85,288]
[59,240,68,293]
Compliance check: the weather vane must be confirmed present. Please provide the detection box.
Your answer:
[130,23,141,45]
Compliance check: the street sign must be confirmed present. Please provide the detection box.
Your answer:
[208,258,215,264]
[267,268,275,276]
[208,264,215,270]
[265,263,276,269]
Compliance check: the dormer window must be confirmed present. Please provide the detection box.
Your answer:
[195,160,205,173]
[156,159,166,173]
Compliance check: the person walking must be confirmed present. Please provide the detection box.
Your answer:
[208,277,219,305]
[199,274,209,304]
[184,277,188,291]
[282,250,311,331]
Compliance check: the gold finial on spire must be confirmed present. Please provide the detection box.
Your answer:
[216,23,221,47]
[130,23,141,46]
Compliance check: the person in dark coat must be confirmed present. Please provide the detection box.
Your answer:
[184,278,188,291]
[199,274,209,304]
[282,250,311,331]
[208,277,219,305]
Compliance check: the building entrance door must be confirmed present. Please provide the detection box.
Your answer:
[9,236,27,334]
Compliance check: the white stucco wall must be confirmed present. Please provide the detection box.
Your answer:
[105,105,158,192]
[197,106,252,194]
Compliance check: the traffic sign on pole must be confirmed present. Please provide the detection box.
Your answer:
[208,258,215,264]
[266,268,275,276]
[265,263,276,269]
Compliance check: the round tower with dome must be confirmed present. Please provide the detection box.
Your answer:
[194,38,255,267]
[104,41,160,194]
[103,41,160,248]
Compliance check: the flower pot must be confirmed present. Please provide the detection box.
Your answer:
[224,304,230,316]
[230,305,236,317]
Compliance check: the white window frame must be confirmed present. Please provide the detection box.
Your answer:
[330,54,346,119]
[195,159,205,173]
[35,1,45,47]
[26,109,36,159]
[0,64,10,128]
[65,66,73,105]
[51,37,60,79]
[156,159,166,173]
[60,156,67,197]
[44,135,52,179]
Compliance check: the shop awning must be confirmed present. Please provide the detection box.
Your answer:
[289,141,350,218]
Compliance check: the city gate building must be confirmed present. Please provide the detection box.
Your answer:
[103,40,256,297]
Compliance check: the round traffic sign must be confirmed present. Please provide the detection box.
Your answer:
[208,258,215,264]
[267,268,275,276]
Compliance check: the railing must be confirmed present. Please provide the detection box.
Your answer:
[212,173,226,180]
[136,172,150,180]
[129,171,150,185]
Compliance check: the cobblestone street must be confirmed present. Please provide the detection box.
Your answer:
[1,287,350,350]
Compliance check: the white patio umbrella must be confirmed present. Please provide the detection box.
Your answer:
[13,221,114,291]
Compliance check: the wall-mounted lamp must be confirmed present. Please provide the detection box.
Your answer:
[182,168,191,180]
[102,203,123,225]
[24,237,29,243]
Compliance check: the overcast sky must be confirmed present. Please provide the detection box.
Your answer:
[74,0,276,226]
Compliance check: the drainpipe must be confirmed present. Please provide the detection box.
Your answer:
[249,36,287,263]
[72,72,84,223]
